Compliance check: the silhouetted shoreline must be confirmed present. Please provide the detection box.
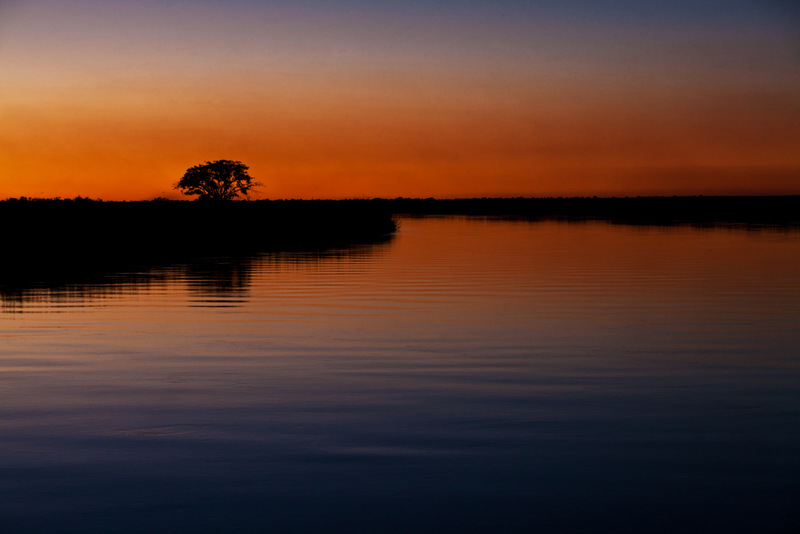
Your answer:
[0,198,396,288]
[376,195,800,225]
[2,195,797,290]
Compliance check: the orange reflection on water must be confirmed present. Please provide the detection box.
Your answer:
[1,217,800,532]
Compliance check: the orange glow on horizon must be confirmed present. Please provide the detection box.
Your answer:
[1,2,799,200]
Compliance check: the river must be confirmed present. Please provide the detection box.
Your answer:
[2,216,799,533]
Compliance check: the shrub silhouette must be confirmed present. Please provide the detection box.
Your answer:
[175,160,259,200]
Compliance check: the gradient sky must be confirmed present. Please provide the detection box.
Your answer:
[1,0,799,199]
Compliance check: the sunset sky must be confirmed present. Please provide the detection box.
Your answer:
[1,0,799,200]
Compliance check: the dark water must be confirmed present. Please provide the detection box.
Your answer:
[2,217,799,533]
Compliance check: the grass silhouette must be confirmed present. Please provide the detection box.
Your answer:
[2,195,797,291]
[1,198,396,288]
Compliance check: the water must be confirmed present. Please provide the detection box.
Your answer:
[2,217,799,533]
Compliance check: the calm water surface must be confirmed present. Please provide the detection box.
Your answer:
[2,217,799,533]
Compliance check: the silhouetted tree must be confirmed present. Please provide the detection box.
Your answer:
[175,160,259,200]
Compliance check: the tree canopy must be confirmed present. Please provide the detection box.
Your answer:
[175,160,259,201]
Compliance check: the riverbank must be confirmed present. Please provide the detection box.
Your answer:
[376,195,800,225]
[1,199,397,285]
[3,195,797,287]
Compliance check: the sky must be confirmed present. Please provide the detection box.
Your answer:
[1,0,799,200]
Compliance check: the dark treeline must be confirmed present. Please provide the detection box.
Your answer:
[3,195,798,290]
[1,198,397,287]
[375,195,800,225]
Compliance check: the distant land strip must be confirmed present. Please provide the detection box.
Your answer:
[377,196,800,225]
[2,196,797,290]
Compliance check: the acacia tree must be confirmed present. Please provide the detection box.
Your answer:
[175,160,259,200]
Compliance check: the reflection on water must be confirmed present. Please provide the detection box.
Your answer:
[1,218,799,533]
[1,242,392,312]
